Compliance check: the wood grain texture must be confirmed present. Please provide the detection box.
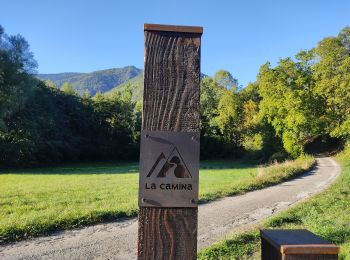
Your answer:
[138,29,201,260]
[283,254,338,260]
[142,31,201,133]
[261,230,339,260]
[281,245,339,255]
[138,207,198,259]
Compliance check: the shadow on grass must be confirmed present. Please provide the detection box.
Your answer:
[200,160,256,170]
[0,160,257,175]
[0,162,140,175]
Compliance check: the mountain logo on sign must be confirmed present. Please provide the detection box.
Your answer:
[146,147,192,178]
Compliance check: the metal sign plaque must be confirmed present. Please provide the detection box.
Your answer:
[138,130,199,207]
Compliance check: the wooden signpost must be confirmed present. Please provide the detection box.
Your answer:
[138,24,203,259]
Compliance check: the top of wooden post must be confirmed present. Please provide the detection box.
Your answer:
[144,23,203,34]
[260,229,339,255]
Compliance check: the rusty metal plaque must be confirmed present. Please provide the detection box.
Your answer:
[138,130,200,207]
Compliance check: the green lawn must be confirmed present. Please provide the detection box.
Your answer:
[198,148,350,260]
[0,157,314,244]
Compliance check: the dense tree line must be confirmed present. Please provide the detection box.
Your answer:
[0,25,140,165]
[201,26,350,159]
[0,24,349,166]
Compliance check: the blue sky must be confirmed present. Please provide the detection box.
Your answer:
[1,0,349,86]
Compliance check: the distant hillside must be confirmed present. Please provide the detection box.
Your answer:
[105,72,144,101]
[106,72,208,102]
[37,66,142,95]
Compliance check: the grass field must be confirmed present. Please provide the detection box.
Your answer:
[198,148,350,260]
[0,157,314,244]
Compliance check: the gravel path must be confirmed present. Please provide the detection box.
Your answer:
[0,157,340,260]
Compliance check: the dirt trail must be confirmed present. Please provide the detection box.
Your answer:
[0,157,340,260]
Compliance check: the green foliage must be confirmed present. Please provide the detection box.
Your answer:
[43,80,56,89]
[102,26,350,160]
[105,72,144,101]
[61,82,75,95]
[242,133,263,152]
[1,23,350,165]
[215,89,240,143]
[254,27,350,157]
[83,89,91,99]
[257,58,321,157]
[214,70,238,90]
[0,25,140,166]
[200,76,222,136]
[312,27,350,140]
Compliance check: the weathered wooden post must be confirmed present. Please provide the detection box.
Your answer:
[138,24,203,259]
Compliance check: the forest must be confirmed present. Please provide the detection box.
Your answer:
[0,24,349,166]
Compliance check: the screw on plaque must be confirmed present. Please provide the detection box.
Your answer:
[191,199,196,204]
[145,134,149,138]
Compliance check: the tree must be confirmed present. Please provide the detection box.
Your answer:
[200,76,223,136]
[312,28,350,140]
[44,80,56,89]
[61,82,75,95]
[214,70,238,90]
[257,57,322,157]
[215,89,240,144]
[83,90,91,99]
[0,28,37,74]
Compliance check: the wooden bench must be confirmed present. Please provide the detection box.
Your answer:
[260,229,339,260]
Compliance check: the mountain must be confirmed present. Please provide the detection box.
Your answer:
[38,66,207,99]
[37,66,142,95]
[105,72,144,101]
